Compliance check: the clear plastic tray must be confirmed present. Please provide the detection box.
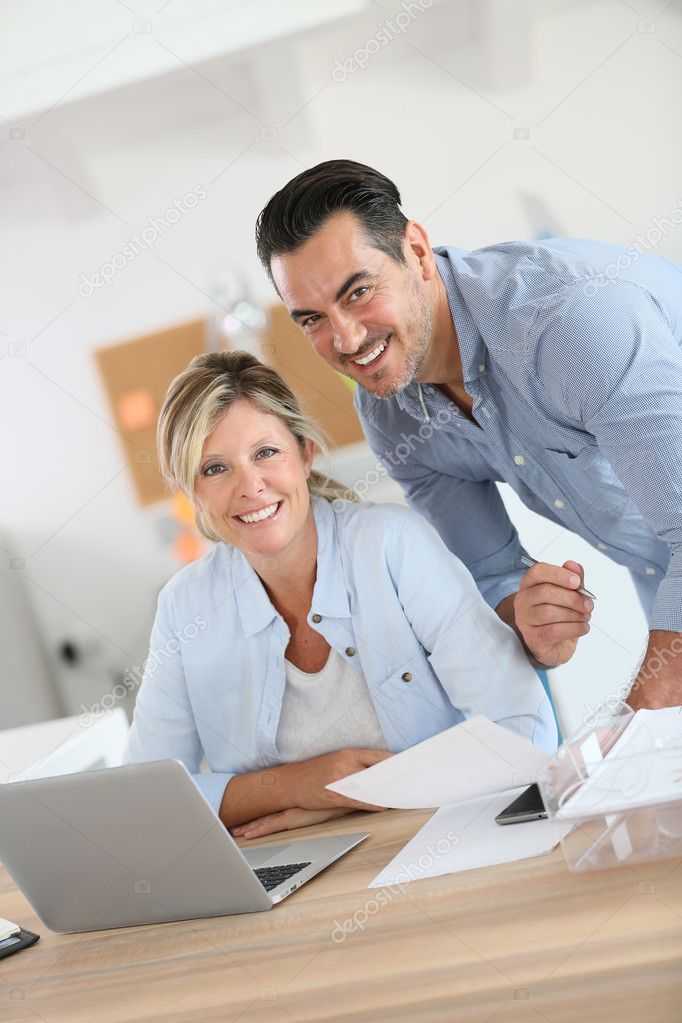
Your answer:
[537,702,682,871]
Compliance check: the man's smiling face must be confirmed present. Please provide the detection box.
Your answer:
[270,211,434,398]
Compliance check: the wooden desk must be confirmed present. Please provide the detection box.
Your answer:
[1,807,681,1022]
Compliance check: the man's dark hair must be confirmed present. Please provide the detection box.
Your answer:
[255,159,408,286]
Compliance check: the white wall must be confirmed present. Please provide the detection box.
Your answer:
[1,0,681,730]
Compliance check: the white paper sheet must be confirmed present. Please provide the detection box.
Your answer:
[326,716,550,809]
[368,789,573,888]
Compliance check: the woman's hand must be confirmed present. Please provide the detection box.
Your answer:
[219,747,393,829]
[231,806,373,840]
[286,747,393,812]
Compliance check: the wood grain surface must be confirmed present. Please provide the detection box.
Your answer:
[1,807,680,1022]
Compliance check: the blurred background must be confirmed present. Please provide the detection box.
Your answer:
[1,0,681,765]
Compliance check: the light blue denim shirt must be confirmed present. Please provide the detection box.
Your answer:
[123,498,556,812]
[355,240,682,630]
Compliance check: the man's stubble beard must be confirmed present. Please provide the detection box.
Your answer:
[367,279,434,400]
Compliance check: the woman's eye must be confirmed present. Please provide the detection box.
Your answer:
[256,447,278,459]
[203,464,224,477]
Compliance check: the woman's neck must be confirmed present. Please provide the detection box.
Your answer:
[246,508,318,623]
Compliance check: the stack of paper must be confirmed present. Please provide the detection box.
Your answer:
[0,918,20,942]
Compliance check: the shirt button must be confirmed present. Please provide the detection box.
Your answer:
[481,407,491,418]
[645,567,656,575]
[597,543,608,550]
[311,613,322,623]
[345,646,355,656]
[401,672,412,683]
[514,455,525,466]
[478,364,486,373]
[553,499,565,509]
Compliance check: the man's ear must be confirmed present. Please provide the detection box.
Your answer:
[403,220,437,281]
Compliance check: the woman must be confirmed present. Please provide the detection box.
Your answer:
[123,351,557,839]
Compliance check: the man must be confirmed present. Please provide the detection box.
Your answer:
[255,159,682,709]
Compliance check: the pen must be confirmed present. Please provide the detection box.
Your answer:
[518,555,596,600]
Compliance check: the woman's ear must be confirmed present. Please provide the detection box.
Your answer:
[192,495,208,526]
[302,438,315,477]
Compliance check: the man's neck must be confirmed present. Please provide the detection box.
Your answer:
[416,273,473,414]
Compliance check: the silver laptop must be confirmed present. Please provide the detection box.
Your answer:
[0,759,368,933]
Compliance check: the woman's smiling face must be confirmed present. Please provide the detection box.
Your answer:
[194,399,314,559]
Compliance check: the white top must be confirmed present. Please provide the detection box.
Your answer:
[276,647,388,763]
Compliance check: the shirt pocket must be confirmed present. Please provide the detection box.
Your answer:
[372,660,460,746]
[545,446,638,518]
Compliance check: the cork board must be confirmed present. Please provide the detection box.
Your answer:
[262,304,364,448]
[95,306,364,508]
[95,319,206,507]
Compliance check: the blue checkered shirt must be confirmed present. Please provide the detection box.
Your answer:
[355,239,682,632]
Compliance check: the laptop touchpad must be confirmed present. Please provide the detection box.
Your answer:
[241,842,292,867]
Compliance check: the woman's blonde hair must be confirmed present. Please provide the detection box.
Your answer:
[157,349,358,543]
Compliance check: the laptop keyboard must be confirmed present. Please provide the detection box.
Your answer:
[254,862,312,892]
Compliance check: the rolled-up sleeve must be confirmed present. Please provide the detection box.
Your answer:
[391,510,557,753]
[355,393,527,611]
[534,279,682,632]
[122,585,235,814]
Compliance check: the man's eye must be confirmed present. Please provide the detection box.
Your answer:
[302,315,320,329]
[349,286,370,301]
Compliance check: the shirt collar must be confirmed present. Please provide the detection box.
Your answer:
[434,246,486,384]
[309,496,351,619]
[227,496,350,637]
[227,544,276,638]
[395,245,485,420]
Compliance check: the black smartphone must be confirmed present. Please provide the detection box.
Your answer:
[494,783,547,825]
